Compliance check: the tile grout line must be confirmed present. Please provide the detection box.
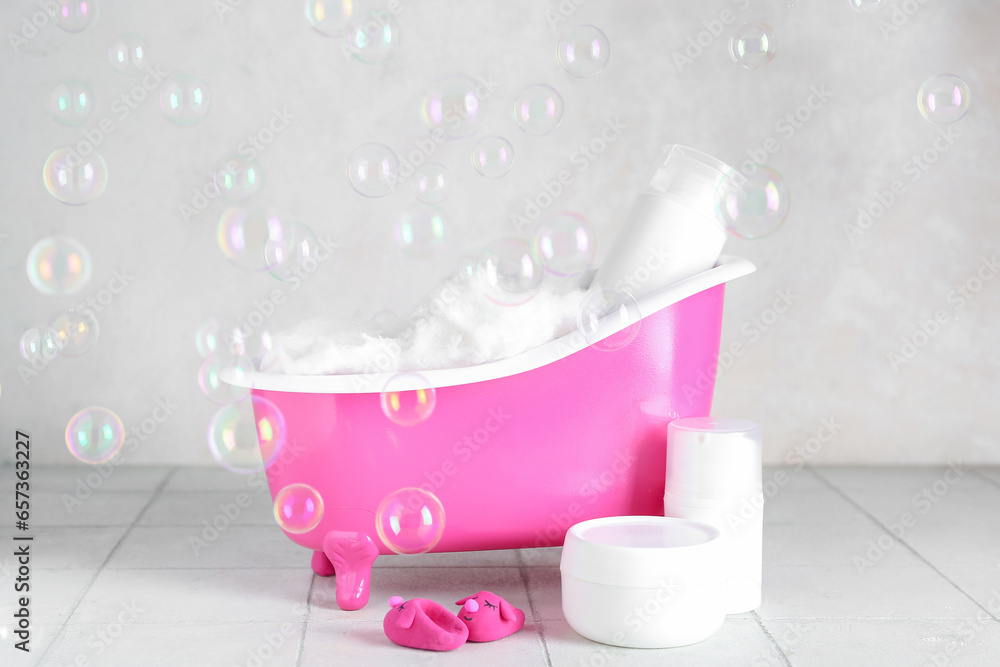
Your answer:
[293,574,317,667]
[32,466,180,666]
[970,469,1000,491]
[807,465,1000,623]
[517,550,554,667]
[750,610,793,667]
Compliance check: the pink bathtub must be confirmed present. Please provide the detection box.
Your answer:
[225,255,754,610]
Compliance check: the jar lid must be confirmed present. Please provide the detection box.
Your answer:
[666,417,762,499]
[560,516,726,588]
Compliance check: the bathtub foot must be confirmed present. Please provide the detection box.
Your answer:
[311,550,336,577]
[322,530,379,611]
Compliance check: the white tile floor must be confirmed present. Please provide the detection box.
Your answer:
[2,464,999,666]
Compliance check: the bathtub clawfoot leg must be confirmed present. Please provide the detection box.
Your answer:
[311,550,335,577]
[322,530,379,611]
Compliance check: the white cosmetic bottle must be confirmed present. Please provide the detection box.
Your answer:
[664,417,763,614]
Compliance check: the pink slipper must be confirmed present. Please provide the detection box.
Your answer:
[383,596,469,651]
[455,591,526,642]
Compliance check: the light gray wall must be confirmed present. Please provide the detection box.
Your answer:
[1,0,998,465]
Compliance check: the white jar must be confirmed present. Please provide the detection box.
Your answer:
[560,516,727,648]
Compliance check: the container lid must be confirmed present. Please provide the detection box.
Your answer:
[560,516,726,588]
[666,417,762,499]
[645,145,745,233]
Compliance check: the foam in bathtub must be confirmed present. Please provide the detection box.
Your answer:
[273,273,589,375]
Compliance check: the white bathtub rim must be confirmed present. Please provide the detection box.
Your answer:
[221,255,755,394]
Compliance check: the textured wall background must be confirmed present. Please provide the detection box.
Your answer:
[1,0,998,465]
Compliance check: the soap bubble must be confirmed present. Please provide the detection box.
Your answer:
[26,236,92,296]
[198,355,253,404]
[421,76,482,139]
[557,25,611,78]
[208,396,286,474]
[50,309,100,357]
[217,208,287,271]
[43,148,108,205]
[847,0,887,14]
[578,288,641,352]
[718,166,790,239]
[476,238,543,306]
[457,251,477,280]
[214,156,264,203]
[380,373,437,426]
[376,487,446,554]
[918,74,971,125]
[195,318,222,358]
[533,212,595,277]
[346,11,400,64]
[230,327,276,370]
[305,0,353,37]
[394,204,447,258]
[347,143,399,197]
[160,74,211,125]
[729,22,776,69]
[412,163,451,203]
[66,407,124,464]
[108,34,148,75]
[274,483,325,534]
[20,327,63,364]
[471,136,514,177]
[264,222,322,281]
[512,84,564,135]
[52,0,98,32]
[49,82,94,126]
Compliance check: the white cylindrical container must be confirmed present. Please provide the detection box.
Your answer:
[664,417,763,614]
[560,516,727,648]
[590,145,743,299]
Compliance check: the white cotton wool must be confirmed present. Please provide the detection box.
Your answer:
[273,273,591,375]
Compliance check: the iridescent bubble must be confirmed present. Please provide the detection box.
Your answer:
[274,483,325,534]
[729,22,776,69]
[347,143,399,197]
[66,407,124,464]
[19,327,63,364]
[577,288,641,352]
[26,236,92,296]
[412,163,451,203]
[847,0,887,14]
[557,25,611,78]
[375,487,446,554]
[195,318,222,358]
[229,327,276,369]
[49,82,94,126]
[533,212,595,277]
[305,0,353,37]
[214,156,264,202]
[346,11,400,64]
[918,74,971,125]
[108,34,148,75]
[457,251,477,281]
[420,76,482,139]
[207,396,286,474]
[160,74,211,126]
[217,208,287,271]
[718,166,790,239]
[52,0,98,33]
[380,373,436,426]
[43,147,108,205]
[394,204,447,258]
[475,238,542,306]
[50,309,100,357]
[471,136,514,177]
[512,84,564,136]
[198,355,253,404]
[264,222,322,281]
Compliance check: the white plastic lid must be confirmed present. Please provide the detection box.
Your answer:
[666,417,762,499]
[560,516,726,589]
[645,145,743,233]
